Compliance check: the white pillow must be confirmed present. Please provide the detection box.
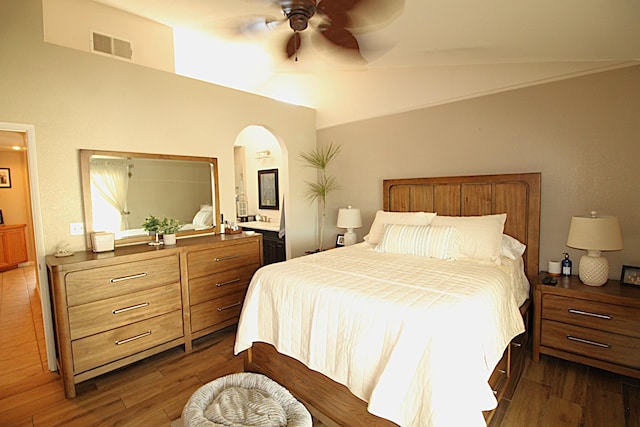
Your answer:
[364,211,437,245]
[430,214,507,263]
[501,234,527,260]
[375,224,459,260]
[192,208,213,227]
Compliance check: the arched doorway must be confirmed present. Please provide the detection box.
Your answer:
[233,125,290,260]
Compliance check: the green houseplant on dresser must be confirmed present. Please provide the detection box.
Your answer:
[158,217,181,245]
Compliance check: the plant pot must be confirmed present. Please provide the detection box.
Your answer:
[163,233,177,246]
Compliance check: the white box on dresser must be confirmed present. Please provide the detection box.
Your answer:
[46,233,263,398]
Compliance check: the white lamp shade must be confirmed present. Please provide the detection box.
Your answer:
[566,211,623,286]
[337,207,362,229]
[566,212,623,251]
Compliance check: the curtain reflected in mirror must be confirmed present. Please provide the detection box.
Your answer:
[89,157,131,236]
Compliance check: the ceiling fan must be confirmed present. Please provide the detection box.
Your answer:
[240,0,404,61]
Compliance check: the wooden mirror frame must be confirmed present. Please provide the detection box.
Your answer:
[80,149,221,249]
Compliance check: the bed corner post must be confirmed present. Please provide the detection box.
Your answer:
[243,348,254,372]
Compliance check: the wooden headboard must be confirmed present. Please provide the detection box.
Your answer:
[383,172,541,278]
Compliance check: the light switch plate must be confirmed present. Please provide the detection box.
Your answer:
[70,222,84,236]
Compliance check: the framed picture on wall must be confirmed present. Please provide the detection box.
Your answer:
[0,168,11,188]
[258,169,279,210]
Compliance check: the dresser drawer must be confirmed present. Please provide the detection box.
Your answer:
[72,310,183,374]
[541,319,640,369]
[188,264,259,305]
[187,241,260,278]
[488,348,508,395]
[68,282,182,340]
[190,291,246,333]
[66,255,180,306]
[542,294,640,338]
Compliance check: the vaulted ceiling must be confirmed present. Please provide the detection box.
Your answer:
[47,0,640,128]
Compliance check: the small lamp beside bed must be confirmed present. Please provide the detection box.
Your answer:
[566,211,623,286]
[337,206,362,246]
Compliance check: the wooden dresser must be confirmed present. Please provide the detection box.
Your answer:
[0,224,28,270]
[46,233,262,398]
[186,239,262,340]
[533,273,640,379]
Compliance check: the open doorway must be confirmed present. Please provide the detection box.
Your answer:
[233,125,290,260]
[0,124,56,375]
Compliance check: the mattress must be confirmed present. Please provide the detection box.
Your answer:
[234,243,528,426]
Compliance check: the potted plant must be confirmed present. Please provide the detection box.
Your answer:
[299,142,341,251]
[142,215,161,235]
[158,217,181,245]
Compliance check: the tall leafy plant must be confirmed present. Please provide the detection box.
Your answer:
[299,143,341,251]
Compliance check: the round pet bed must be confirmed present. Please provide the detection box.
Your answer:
[182,372,312,427]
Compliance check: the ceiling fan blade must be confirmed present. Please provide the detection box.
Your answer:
[319,24,362,55]
[318,0,363,14]
[286,32,303,58]
[238,16,285,34]
[318,0,404,30]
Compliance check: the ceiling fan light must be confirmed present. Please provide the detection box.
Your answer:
[289,12,310,31]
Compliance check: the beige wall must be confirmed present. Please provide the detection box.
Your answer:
[0,0,318,258]
[42,0,175,73]
[319,65,640,279]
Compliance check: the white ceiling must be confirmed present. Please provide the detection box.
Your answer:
[38,0,640,130]
[0,131,26,151]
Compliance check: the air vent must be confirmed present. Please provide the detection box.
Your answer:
[91,32,133,60]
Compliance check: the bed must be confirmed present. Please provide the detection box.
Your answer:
[235,172,541,426]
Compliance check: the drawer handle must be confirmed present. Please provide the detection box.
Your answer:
[216,278,241,287]
[112,302,150,314]
[110,272,148,283]
[568,309,612,320]
[115,330,151,345]
[217,302,242,312]
[214,255,240,262]
[567,335,610,349]
[498,369,506,375]
[511,342,522,348]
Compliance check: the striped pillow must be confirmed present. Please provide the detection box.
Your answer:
[374,224,459,259]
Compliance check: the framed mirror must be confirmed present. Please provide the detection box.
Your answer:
[80,149,221,249]
[258,169,279,210]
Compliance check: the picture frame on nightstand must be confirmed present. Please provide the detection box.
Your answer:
[620,265,640,286]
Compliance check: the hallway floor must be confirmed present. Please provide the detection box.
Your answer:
[0,266,49,389]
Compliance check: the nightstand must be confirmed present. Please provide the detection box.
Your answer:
[532,273,640,379]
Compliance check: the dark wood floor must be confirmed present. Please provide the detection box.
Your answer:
[1,265,638,426]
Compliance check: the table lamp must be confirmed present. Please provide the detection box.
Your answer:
[337,206,362,246]
[566,211,623,286]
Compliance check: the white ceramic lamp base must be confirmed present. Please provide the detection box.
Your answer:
[343,228,357,246]
[578,251,609,286]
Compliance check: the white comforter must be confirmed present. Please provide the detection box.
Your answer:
[234,243,528,427]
